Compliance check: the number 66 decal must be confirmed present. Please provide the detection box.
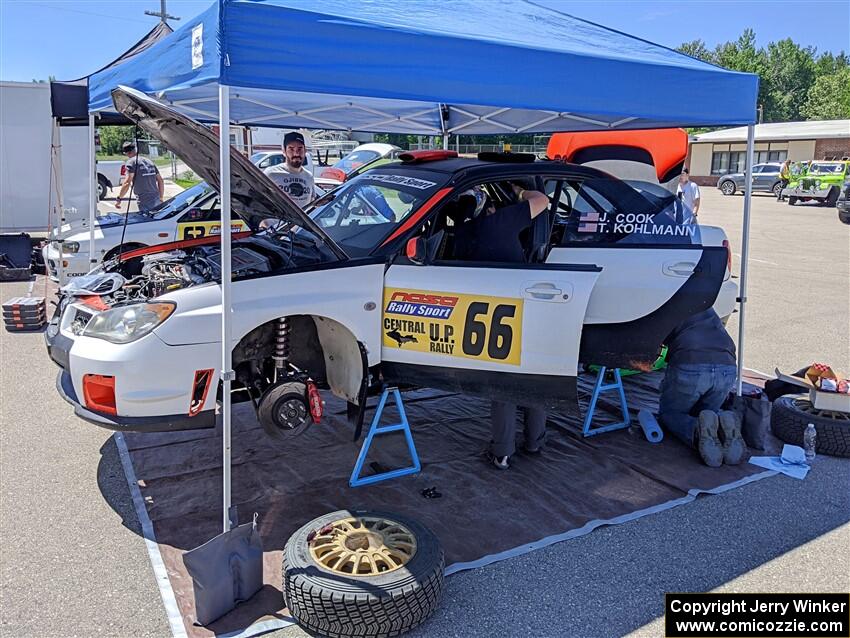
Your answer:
[462,302,517,361]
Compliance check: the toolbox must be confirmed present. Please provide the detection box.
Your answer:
[3,296,47,331]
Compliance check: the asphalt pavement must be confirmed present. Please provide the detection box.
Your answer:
[0,188,847,638]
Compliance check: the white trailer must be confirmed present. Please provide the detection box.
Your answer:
[0,81,91,233]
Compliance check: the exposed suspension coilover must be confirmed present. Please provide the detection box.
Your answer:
[273,316,291,375]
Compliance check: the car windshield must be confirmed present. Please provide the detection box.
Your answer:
[808,162,844,174]
[249,152,268,164]
[147,182,215,219]
[332,150,381,175]
[310,175,429,256]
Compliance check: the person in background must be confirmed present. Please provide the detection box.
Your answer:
[676,168,700,218]
[114,141,164,213]
[453,182,550,470]
[264,131,315,209]
[658,308,747,467]
[776,159,791,201]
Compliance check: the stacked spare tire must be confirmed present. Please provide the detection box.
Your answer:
[283,510,444,637]
[771,396,850,458]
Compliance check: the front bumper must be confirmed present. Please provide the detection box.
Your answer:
[781,186,831,200]
[46,306,218,432]
[55,370,215,432]
[43,243,92,280]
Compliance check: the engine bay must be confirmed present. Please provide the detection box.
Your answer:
[60,235,329,309]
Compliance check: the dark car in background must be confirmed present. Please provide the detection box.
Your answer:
[716,162,783,197]
[837,176,850,224]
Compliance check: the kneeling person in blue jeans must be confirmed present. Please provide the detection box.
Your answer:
[659,309,746,467]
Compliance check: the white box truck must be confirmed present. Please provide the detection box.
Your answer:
[0,81,92,234]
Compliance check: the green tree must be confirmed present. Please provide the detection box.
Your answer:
[677,39,714,63]
[763,38,817,122]
[814,51,850,78]
[98,126,135,155]
[801,67,850,120]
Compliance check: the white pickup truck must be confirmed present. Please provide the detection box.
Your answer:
[95,160,125,200]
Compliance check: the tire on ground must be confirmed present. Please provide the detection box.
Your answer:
[283,510,444,638]
[770,396,850,458]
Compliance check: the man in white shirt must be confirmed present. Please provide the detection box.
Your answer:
[264,131,315,209]
[676,168,701,218]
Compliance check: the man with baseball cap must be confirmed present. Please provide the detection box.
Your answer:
[114,141,164,213]
[264,131,315,209]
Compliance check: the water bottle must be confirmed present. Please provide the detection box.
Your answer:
[803,423,817,463]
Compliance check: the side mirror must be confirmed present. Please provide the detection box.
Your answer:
[405,236,426,265]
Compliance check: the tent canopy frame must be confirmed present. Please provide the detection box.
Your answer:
[83,0,760,533]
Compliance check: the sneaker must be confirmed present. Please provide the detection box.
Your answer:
[486,452,510,470]
[718,410,747,465]
[522,442,542,455]
[697,411,724,467]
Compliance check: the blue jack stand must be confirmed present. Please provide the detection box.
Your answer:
[349,387,421,487]
[582,366,630,437]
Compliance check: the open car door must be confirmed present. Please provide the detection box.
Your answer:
[544,175,728,369]
[381,261,600,409]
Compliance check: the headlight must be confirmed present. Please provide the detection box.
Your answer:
[63,241,80,253]
[83,302,175,344]
[815,180,821,189]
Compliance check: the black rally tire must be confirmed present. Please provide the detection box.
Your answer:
[103,242,146,262]
[283,510,445,638]
[788,196,798,206]
[770,396,850,458]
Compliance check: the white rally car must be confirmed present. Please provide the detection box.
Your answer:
[43,182,251,281]
[48,88,737,436]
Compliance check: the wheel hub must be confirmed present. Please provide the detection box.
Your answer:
[309,516,417,576]
[277,397,308,430]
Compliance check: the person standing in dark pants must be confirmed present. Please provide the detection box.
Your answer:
[453,182,550,470]
[658,309,746,467]
[114,141,164,213]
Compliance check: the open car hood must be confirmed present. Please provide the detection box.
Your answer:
[111,87,346,258]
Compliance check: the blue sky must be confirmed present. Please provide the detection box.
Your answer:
[1,0,848,82]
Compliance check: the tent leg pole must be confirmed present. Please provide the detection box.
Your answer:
[88,114,97,268]
[736,123,755,395]
[442,134,449,150]
[219,85,234,532]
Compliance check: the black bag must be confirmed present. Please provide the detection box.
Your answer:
[728,389,771,450]
[0,233,32,282]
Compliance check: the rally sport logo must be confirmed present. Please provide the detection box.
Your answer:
[384,291,459,320]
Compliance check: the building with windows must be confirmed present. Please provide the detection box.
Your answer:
[686,119,850,185]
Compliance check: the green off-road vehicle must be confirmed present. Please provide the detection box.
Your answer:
[783,160,849,206]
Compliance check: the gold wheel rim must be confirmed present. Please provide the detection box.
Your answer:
[309,516,417,576]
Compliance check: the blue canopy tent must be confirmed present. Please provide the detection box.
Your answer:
[87,0,760,534]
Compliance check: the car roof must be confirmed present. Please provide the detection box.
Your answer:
[351,142,401,154]
[365,156,614,182]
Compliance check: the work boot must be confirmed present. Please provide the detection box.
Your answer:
[718,410,748,465]
[696,410,723,467]
[485,451,510,470]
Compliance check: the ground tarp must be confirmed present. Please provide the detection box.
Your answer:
[88,0,758,133]
[117,370,777,638]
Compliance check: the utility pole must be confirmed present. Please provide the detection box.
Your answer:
[145,0,179,24]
